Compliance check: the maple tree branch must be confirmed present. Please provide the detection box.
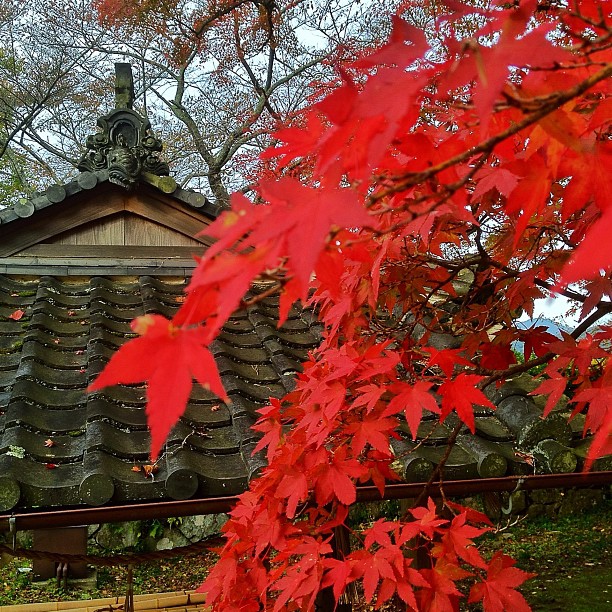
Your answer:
[16,138,62,184]
[478,300,612,388]
[0,46,91,160]
[532,278,587,303]
[483,256,590,304]
[370,62,612,203]
[188,0,254,39]
[570,304,612,338]
[21,123,79,167]
[479,354,554,389]
[470,225,611,310]
[232,15,280,122]
[412,421,464,509]
[241,281,284,307]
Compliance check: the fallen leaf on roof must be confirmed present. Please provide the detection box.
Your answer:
[143,464,159,477]
[8,309,25,321]
[44,439,56,448]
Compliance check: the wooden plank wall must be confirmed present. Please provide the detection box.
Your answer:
[48,212,204,248]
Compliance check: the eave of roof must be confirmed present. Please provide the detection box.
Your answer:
[0,170,218,228]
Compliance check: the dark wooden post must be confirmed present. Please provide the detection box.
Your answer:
[32,526,89,580]
[316,524,353,611]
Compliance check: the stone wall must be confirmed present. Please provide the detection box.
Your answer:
[89,514,228,552]
[483,487,609,521]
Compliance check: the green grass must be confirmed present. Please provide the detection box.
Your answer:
[478,499,612,610]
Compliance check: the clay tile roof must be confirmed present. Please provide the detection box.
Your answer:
[2,269,608,513]
[2,272,611,514]
[0,274,321,511]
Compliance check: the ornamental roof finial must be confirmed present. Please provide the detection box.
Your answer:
[77,63,170,190]
[114,62,134,109]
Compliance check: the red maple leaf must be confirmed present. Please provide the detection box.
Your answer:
[472,166,520,201]
[572,373,612,469]
[89,314,227,460]
[519,326,558,361]
[261,113,326,169]
[313,450,363,506]
[579,273,612,320]
[252,399,284,462]
[252,178,370,297]
[468,551,535,612]
[561,207,612,285]
[384,381,441,439]
[438,374,495,433]
[360,550,427,610]
[582,417,612,472]
[197,193,266,262]
[352,15,428,70]
[479,343,517,371]
[353,383,386,413]
[423,347,474,378]
[445,500,492,526]
[442,7,566,130]
[530,375,567,417]
[344,415,397,456]
[417,558,470,612]
[550,333,607,376]
[8,309,25,321]
[356,341,401,379]
[435,512,489,570]
[322,558,358,604]
[187,240,283,331]
[560,144,612,220]
[504,156,553,243]
[272,537,332,611]
[276,468,309,519]
[406,498,448,540]
[363,520,396,550]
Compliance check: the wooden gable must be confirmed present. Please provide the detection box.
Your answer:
[0,177,218,276]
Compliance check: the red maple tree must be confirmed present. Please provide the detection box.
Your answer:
[92,1,611,609]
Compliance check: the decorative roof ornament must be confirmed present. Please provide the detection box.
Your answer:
[77,63,170,190]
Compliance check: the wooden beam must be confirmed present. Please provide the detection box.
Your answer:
[17,245,205,259]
